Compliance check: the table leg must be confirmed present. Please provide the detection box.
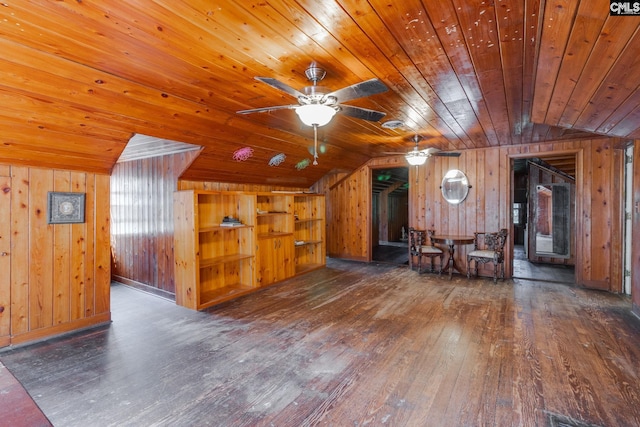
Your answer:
[441,244,456,280]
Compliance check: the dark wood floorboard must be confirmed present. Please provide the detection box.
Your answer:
[1,259,639,426]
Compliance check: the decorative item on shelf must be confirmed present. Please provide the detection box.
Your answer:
[232,147,254,162]
[294,240,305,246]
[257,208,268,215]
[220,216,243,227]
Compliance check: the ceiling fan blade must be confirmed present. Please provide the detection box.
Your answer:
[325,78,388,103]
[237,104,298,114]
[420,147,461,157]
[338,104,386,122]
[255,77,306,98]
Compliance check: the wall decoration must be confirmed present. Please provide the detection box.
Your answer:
[47,192,86,224]
[295,159,310,170]
[232,147,254,161]
[269,153,286,166]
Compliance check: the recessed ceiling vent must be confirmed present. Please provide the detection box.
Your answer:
[381,120,405,129]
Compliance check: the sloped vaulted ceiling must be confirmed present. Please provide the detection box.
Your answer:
[0,1,637,187]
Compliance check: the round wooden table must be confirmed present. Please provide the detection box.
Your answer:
[431,235,475,279]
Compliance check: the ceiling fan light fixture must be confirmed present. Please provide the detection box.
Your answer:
[295,104,337,127]
[405,151,428,166]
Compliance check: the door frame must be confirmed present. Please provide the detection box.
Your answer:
[508,150,580,283]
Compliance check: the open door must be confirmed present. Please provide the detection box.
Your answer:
[527,161,575,265]
[371,167,409,264]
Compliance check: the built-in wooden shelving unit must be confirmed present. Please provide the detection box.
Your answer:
[173,190,325,310]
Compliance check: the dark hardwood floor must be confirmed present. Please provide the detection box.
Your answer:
[512,245,575,284]
[1,259,639,426]
[372,242,409,265]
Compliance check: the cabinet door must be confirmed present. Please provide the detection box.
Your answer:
[276,235,295,282]
[257,235,295,286]
[256,237,276,286]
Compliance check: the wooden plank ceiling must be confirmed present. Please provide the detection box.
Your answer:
[0,1,637,187]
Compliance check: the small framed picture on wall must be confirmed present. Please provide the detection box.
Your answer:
[47,192,86,224]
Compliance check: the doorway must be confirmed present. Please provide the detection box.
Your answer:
[371,167,409,264]
[512,156,576,283]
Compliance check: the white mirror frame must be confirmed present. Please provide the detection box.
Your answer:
[441,169,470,205]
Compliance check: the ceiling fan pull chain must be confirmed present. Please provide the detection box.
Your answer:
[313,124,319,165]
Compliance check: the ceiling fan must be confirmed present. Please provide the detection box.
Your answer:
[237,63,388,165]
[385,135,461,166]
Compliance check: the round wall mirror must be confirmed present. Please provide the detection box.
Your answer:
[441,169,470,204]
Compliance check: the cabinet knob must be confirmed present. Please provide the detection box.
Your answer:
[0,252,7,256]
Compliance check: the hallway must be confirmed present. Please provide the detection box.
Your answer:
[512,244,575,284]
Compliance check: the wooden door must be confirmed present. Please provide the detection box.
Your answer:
[0,168,10,346]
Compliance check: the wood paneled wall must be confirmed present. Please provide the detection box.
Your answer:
[110,151,199,297]
[386,194,408,242]
[632,140,640,316]
[0,164,111,348]
[320,138,624,291]
[316,157,406,261]
[416,137,623,290]
[375,189,409,244]
[178,181,307,193]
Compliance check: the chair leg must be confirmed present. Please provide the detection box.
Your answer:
[438,255,443,275]
[493,262,498,283]
[467,257,471,278]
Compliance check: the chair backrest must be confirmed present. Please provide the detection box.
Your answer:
[426,229,437,246]
[474,228,508,253]
[409,228,426,252]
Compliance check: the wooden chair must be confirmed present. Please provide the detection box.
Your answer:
[408,228,444,274]
[467,229,508,283]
